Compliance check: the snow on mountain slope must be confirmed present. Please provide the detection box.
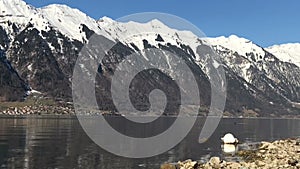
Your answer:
[98,19,285,100]
[201,35,300,103]
[95,18,300,113]
[266,43,300,68]
[204,35,265,61]
[0,0,38,23]
[41,5,112,42]
[0,0,112,43]
[200,35,264,82]
[0,0,49,39]
[98,17,203,60]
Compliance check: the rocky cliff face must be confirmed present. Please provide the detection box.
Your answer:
[0,49,28,101]
[0,0,299,116]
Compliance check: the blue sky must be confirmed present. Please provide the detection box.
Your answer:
[24,0,299,47]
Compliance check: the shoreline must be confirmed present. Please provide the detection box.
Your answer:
[0,114,77,119]
[0,101,300,118]
[161,137,300,169]
[1,113,300,119]
[0,109,300,119]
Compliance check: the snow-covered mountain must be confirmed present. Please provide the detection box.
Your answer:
[0,0,111,42]
[97,17,201,58]
[1,0,300,116]
[205,36,300,103]
[266,43,300,68]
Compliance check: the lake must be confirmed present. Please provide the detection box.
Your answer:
[0,117,299,169]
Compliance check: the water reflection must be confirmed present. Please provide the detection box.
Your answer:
[0,117,299,169]
[221,144,237,154]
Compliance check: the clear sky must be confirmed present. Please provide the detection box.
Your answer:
[24,0,299,47]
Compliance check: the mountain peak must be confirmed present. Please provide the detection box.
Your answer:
[99,16,114,22]
[147,19,166,27]
[0,0,34,16]
[266,43,300,67]
[0,0,112,42]
[40,4,113,41]
[1,0,29,11]
[212,35,253,44]
[204,35,265,58]
[98,16,115,26]
[0,0,48,38]
[41,3,85,16]
[268,43,300,48]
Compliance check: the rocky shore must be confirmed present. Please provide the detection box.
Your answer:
[161,138,300,169]
[0,105,75,115]
[0,102,120,116]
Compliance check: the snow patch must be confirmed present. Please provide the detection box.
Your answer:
[27,63,33,71]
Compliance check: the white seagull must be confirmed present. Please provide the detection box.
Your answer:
[221,133,238,144]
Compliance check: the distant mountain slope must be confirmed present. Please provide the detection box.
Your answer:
[204,36,300,103]
[266,43,300,68]
[0,0,299,116]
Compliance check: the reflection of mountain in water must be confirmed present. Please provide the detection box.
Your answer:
[0,118,175,169]
[0,118,299,168]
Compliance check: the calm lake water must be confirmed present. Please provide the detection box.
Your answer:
[0,117,299,169]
